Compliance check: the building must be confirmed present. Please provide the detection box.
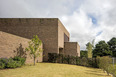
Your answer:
[0,18,80,63]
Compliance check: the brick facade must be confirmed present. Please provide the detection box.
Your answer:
[0,18,80,63]
[64,42,80,57]
[0,31,43,64]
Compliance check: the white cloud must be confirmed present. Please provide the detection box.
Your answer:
[0,0,116,50]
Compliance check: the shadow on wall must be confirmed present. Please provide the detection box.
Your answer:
[14,43,27,58]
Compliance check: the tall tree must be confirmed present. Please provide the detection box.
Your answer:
[26,35,43,65]
[93,41,112,57]
[86,42,92,58]
[108,37,116,57]
[80,50,88,58]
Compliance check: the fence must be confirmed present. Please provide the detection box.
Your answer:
[112,57,116,67]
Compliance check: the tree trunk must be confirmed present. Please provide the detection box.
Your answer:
[34,57,35,65]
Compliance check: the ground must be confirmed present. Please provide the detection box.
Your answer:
[0,63,111,77]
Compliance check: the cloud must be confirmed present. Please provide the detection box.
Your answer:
[0,0,116,50]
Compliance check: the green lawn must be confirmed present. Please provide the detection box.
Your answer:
[0,63,111,77]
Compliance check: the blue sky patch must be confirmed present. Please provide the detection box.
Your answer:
[96,31,103,36]
[88,15,97,25]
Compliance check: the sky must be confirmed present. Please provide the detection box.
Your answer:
[0,0,116,50]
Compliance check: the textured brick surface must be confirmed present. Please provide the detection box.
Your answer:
[0,18,80,62]
[64,42,80,57]
[58,20,70,54]
[0,31,43,64]
[0,18,58,61]
[58,20,70,48]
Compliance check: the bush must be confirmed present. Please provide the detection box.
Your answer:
[108,65,116,77]
[13,56,26,65]
[48,53,58,63]
[97,56,112,75]
[80,57,88,66]
[48,53,100,68]
[0,58,8,65]
[0,56,26,69]
[0,61,5,69]
[76,57,81,65]
[6,58,17,68]
[62,55,70,64]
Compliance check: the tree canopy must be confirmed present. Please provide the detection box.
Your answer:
[108,37,116,57]
[93,41,112,57]
[86,42,92,58]
[80,50,88,58]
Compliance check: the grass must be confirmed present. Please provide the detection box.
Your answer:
[0,63,111,77]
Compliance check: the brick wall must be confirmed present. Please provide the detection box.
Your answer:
[0,18,58,62]
[64,42,80,57]
[0,31,43,64]
[58,19,70,54]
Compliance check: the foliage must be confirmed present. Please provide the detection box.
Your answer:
[86,42,92,58]
[108,37,116,57]
[97,56,112,75]
[0,57,26,69]
[13,56,26,65]
[80,57,88,66]
[48,53,99,67]
[80,50,88,58]
[48,53,58,63]
[0,61,5,69]
[6,58,18,68]
[26,35,43,65]
[109,65,116,77]
[93,41,112,57]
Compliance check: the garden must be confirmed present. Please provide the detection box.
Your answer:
[0,36,116,77]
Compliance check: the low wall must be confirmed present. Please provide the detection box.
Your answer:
[0,31,43,64]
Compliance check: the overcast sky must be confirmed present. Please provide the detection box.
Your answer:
[0,0,116,50]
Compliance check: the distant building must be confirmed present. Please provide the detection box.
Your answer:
[0,18,80,63]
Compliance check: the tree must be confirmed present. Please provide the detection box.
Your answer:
[86,42,92,58]
[93,41,112,57]
[26,35,43,65]
[80,50,88,58]
[107,37,116,57]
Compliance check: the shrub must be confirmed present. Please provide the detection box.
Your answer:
[13,56,26,65]
[0,61,5,69]
[87,58,93,67]
[108,65,116,77]
[0,56,26,69]
[97,56,112,75]
[15,61,22,67]
[76,57,81,65]
[6,58,17,68]
[80,57,88,66]
[70,56,77,65]
[57,54,63,63]
[48,53,58,63]
[0,58,8,65]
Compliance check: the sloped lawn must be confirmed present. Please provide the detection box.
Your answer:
[0,63,111,77]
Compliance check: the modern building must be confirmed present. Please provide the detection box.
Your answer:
[0,18,80,63]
